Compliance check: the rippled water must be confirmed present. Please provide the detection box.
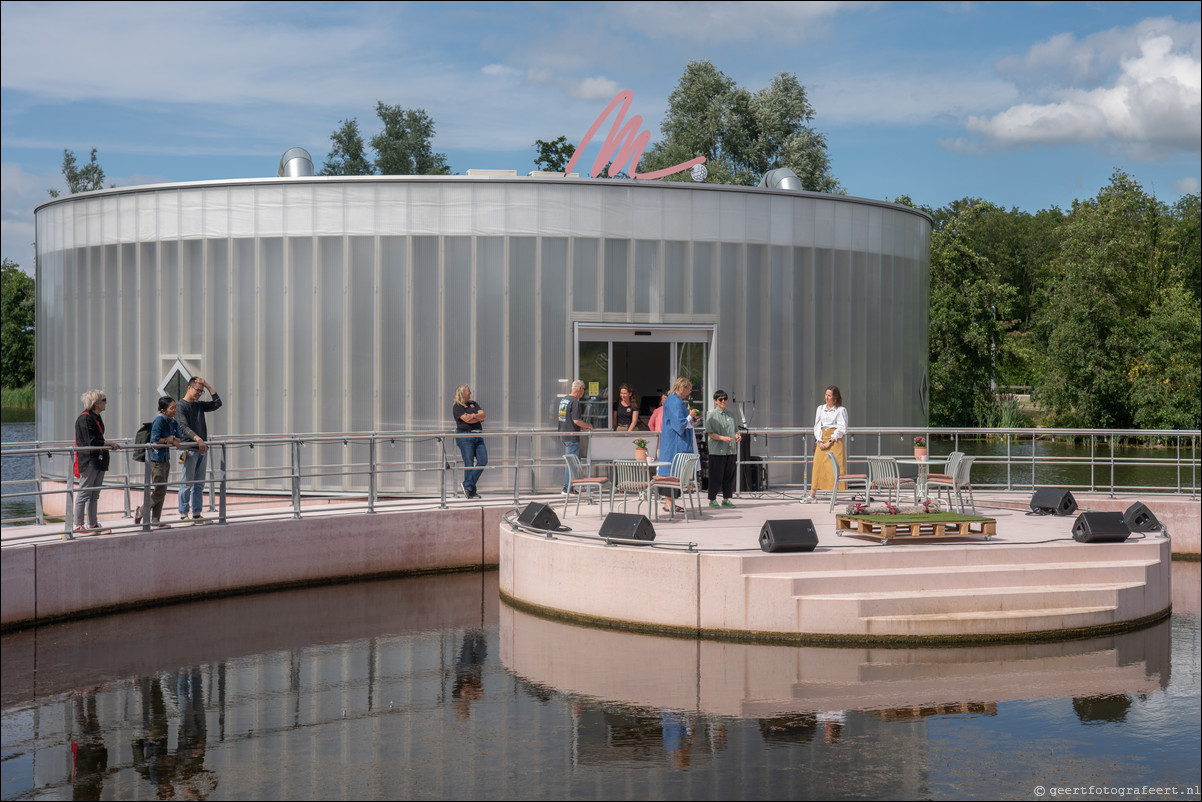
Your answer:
[2,568,1199,801]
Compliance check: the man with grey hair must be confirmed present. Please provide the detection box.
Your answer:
[557,379,593,493]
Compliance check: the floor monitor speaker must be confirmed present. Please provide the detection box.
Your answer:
[1123,502,1161,533]
[759,519,818,553]
[1072,511,1131,543]
[1030,488,1078,516]
[517,502,561,531]
[599,513,656,542]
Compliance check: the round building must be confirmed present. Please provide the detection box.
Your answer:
[34,171,931,492]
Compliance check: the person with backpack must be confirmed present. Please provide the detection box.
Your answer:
[135,396,181,527]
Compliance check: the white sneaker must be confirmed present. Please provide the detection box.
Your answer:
[801,496,815,504]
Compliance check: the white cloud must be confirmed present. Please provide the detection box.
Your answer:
[566,77,623,101]
[1,163,56,272]
[1174,176,1199,194]
[966,28,1202,156]
[612,0,874,44]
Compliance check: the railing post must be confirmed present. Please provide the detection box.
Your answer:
[1109,436,1115,498]
[439,436,448,510]
[218,444,228,524]
[34,452,45,526]
[368,438,377,513]
[64,448,76,539]
[141,455,153,532]
[123,449,133,520]
[1006,431,1012,491]
[291,441,302,519]
[512,434,520,506]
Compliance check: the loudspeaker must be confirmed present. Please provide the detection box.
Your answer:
[1072,511,1131,543]
[599,512,656,542]
[759,519,818,553]
[1123,502,1161,533]
[517,502,561,531]
[1030,488,1078,516]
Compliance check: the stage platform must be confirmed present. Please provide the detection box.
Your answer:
[499,491,1179,645]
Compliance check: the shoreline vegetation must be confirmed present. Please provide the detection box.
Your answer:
[1,384,34,410]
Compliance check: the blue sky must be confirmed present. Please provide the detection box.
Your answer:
[2,1,1199,273]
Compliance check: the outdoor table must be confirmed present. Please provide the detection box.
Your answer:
[894,458,945,501]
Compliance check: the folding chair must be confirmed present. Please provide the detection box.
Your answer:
[610,459,653,518]
[867,456,917,506]
[563,454,611,517]
[827,451,869,513]
[652,452,702,521]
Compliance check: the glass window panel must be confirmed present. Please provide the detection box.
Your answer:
[572,238,598,312]
[604,239,628,313]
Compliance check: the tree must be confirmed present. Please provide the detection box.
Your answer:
[533,136,576,172]
[321,119,373,176]
[371,103,450,176]
[640,60,839,191]
[1,260,35,388]
[927,204,1015,426]
[47,148,107,197]
[1128,283,1201,430]
[1034,171,1161,428]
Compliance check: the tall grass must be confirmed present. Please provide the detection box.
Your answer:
[1,383,35,408]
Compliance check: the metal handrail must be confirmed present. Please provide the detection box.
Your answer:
[3,426,1198,537]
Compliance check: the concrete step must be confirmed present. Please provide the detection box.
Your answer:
[747,559,1160,595]
[859,605,1119,636]
[798,581,1142,620]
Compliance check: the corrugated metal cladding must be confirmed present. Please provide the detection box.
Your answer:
[34,176,931,492]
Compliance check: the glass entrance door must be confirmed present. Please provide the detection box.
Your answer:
[575,325,713,429]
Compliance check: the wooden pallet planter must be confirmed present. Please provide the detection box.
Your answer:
[836,513,997,544]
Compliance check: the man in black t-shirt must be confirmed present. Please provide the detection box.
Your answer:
[556,379,593,492]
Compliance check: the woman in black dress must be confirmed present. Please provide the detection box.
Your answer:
[612,383,640,431]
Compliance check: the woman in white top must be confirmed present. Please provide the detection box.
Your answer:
[804,385,848,503]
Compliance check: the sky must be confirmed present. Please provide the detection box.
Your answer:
[2,1,1200,274]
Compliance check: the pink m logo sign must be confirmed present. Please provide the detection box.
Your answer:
[565,90,705,180]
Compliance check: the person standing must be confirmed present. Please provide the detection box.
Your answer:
[705,390,741,508]
[176,377,222,522]
[557,379,593,493]
[73,389,120,534]
[452,384,487,499]
[612,384,640,431]
[804,385,849,503]
[648,392,668,432]
[143,396,181,527]
[656,377,693,512]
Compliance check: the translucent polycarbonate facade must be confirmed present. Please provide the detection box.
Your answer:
[35,176,930,491]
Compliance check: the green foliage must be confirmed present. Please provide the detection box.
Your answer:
[1,384,35,409]
[1034,171,1160,428]
[1128,283,1201,430]
[371,103,450,176]
[319,104,450,176]
[320,119,373,176]
[927,204,1016,426]
[533,136,576,172]
[640,60,839,191]
[1164,193,1200,302]
[47,148,107,198]
[1,259,35,388]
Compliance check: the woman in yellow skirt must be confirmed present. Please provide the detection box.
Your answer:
[803,385,848,503]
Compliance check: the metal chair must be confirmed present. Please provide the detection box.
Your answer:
[563,454,611,517]
[954,455,977,513]
[610,459,653,518]
[866,456,916,506]
[827,451,869,513]
[926,451,963,508]
[652,452,702,520]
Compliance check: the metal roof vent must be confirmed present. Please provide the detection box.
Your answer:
[278,147,314,178]
[758,167,803,191]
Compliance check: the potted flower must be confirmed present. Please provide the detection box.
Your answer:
[913,436,928,462]
[633,438,649,460]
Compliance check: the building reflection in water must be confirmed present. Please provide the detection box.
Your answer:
[1,566,1195,801]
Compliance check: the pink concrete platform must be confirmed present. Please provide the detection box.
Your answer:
[499,492,1185,645]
